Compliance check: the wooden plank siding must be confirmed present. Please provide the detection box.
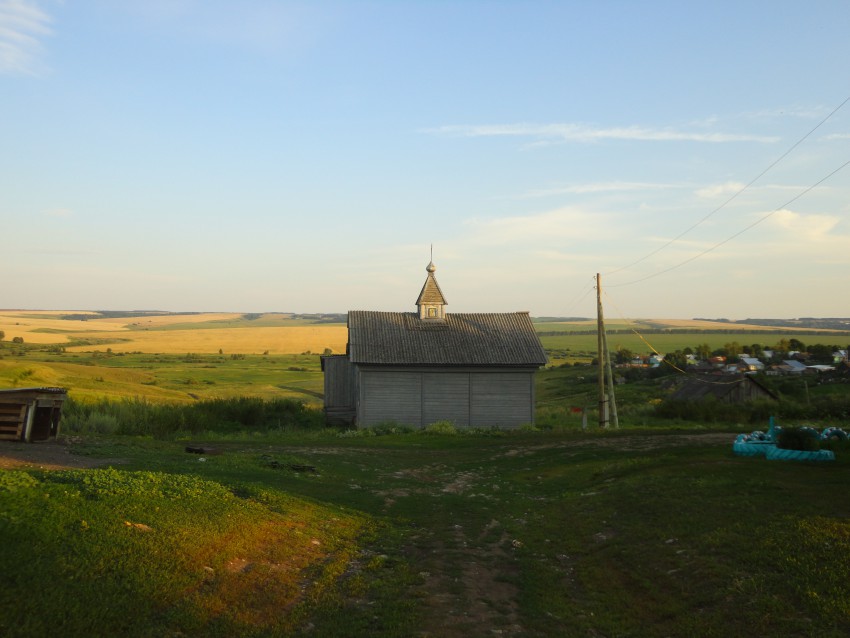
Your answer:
[470,372,534,428]
[423,373,470,425]
[0,404,28,441]
[356,367,536,428]
[321,355,356,422]
[359,370,422,426]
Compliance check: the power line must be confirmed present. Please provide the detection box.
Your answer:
[559,278,596,317]
[604,94,850,277]
[602,289,744,385]
[607,157,850,288]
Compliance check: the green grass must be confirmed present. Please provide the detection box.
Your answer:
[3,430,850,637]
[537,331,842,364]
[0,352,325,405]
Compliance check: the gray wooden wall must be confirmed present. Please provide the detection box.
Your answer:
[322,355,356,422]
[356,367,536,428]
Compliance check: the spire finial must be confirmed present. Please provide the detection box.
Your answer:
[426,244,436,273]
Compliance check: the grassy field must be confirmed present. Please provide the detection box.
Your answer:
[534,320,850,365]
[0,353,325,404]
[4,311,847,359]
[0,311,347,355]
[2,430,849,637]
[2,310,848,419]
[538,332,840,365]
[2,311,849,635]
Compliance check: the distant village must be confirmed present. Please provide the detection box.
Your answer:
[617,343,850,376]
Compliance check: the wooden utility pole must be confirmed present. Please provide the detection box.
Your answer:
[596,273,608,428]
[596,273,619,428]
[603,316,619,429]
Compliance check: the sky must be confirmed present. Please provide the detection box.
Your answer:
[2,1,849,319]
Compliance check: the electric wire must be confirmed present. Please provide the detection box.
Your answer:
[604,94,850,278]
[607,157,850,288]
[603,289,745,384]
[559,279,596,317]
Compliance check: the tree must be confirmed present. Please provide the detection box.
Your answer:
[614,347,634,365]
[649,350,688,378]
[788,338,806,352]
[664,350,689,372]
[773,338,791,353]
[808,343,835,364]
[723,341,743,358]
[695,343,712,361]
[0,330,4,341]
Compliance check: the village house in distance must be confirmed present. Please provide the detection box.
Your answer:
[321,260,548,428]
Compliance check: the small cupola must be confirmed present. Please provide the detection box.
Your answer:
[416,260,447,320]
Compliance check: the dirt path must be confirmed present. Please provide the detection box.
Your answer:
[0,438,122,470]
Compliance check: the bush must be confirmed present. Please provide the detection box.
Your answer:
[62,396,324,439]
[63,411,119,435]
[370,422,415,435]
[776,427,821,452]
[654,393,850,426]
[423,420,458,435]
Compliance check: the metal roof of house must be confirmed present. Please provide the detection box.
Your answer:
[669,375,778,402]
[347,310,548,366]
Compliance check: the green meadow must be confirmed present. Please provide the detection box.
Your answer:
[536,330,845,365]
[0,351,325,405]
[2,430,850,637]
[2,316,850,636]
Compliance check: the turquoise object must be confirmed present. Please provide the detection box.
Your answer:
[732,418,841,462]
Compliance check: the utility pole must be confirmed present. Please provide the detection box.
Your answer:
[596,273,608,428]
[596,273,619,428]
[603,314,619,429]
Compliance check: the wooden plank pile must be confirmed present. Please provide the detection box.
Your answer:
[0,388,68,442]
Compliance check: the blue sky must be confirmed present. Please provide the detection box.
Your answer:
[2,1,849,319]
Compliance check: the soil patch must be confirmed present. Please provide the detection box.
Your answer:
[0,438,123,470]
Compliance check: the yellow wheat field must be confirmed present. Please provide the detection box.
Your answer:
[85,312,245,329]
[63,326,348,355]
[0,312,122,343]
[0,311,347,354]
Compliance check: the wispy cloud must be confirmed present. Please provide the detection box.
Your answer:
[0,0,52,75]
[427,123,778,144]
[121,1,329,56]
[524,181,682,198]
[823,132,850,140]
[694,181,748,199]
[464,206,616,246]
[769,209,840,241]
[739,105,830,120]
[694,181,816,199]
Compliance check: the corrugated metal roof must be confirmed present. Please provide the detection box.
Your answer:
[348,311,547,366]
[668,375,778,401]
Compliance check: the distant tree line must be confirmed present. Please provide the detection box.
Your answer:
[694,317,850,331]
[61,311,200,321]
[624,339,845,362]
[539,329,850,337]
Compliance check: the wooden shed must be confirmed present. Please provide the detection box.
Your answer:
[0,387,68,442]
[668,375,778,404]
[322,261,548,429]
